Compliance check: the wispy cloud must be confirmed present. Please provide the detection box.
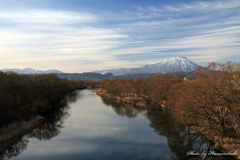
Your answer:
[149,0,240,13]
[0,0,239,72]
[0,8,129,71]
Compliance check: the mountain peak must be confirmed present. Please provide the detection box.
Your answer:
[93,57,199,75]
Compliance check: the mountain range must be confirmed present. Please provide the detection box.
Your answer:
[0,57,199,80]
[93,57,199,75]
[0,67,63,74]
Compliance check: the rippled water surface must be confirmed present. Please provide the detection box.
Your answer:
[1,89,218,160]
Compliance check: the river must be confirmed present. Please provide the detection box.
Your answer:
[0,89,221,160]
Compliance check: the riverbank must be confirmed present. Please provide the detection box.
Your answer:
[97,89,240,159]
[0,115,44,142]
[96,89,147,107]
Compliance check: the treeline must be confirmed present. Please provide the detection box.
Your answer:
[101,62,240,152]
[0,72,86,126]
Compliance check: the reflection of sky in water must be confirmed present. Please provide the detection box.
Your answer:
[13,90,171,160]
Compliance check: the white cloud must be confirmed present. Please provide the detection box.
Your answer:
[0,9,97,25]
[0,0,239,72]
[0,8,129,72]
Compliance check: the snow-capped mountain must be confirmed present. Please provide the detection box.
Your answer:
[93,57,199,75]
[1,67,63,74]
[44,69,63,74]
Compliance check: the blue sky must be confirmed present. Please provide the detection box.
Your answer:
[0,0,239,73]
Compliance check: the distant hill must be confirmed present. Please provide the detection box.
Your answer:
[56,72,194,81]
[56,73,162,81]
[93,57,199,75]
[1,67,63,74]
[1,57,198,81]
[57,73,115,81]
[50,72,193,81]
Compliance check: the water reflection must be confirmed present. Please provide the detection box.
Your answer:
[0,90,236,160]
[0,92,77,160]
[0,136,29,160]
[101,97,222,160]
[65,91,85,103]
[101,97,147,118]
[147,105,219,160]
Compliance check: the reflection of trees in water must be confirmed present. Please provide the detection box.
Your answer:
[0,92,76,160]
[0,137,29,160]
[65,91,83,104]
[99,97,234,160]
[103,98,222,160]
[28,105,70,141]
[147,105,221,160]
[66,90,97,104]
[101,97,147,118]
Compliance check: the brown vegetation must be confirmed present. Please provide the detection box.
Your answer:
[100,62,240,158]
[84,80,101,89]
[97,88,147,107]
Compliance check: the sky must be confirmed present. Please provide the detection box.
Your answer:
[0,0,239,73]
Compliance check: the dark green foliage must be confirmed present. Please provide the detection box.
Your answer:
[0,72,86,126]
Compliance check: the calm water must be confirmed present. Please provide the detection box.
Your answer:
[1,89,218,160]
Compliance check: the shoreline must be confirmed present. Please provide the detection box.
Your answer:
[96,89,147,107]
[97,88,240,159]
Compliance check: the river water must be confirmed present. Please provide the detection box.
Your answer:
[1,89,220,160]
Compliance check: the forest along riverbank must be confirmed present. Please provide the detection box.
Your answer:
[0,89,236,160]
[0,72,99,143]
[98,62,240,160]
[97,90,239,160]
